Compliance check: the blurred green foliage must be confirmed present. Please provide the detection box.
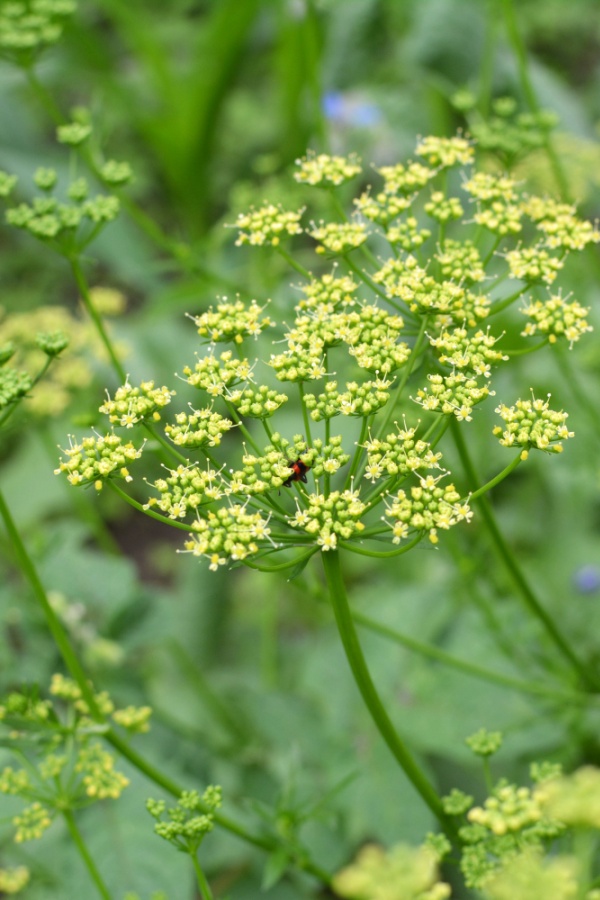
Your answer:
[1,0,600,897]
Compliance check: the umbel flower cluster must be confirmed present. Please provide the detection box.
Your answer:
[0,677,151,845]
[55,137,595,572]
[334,730,600,899]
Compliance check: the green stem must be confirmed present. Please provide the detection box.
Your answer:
[502,339,549,357]
[109,481,193,531]
[276,246,311,279]
[70,258,126,382]
[244,547,318,573]
[501,0,571,201]
[468,451,523,501]
[478,1,498,117]
[450,419,600,690]
[224,401,263,455]
[321,550,452,832]
[342,534,422,558]
[0,487,102,718]
[343,416,370,491]
[143,423,189,465]
[298,382,314,448]
[489,284,529,316]
[344,255,393,305]
[191,853,214,900]
[482,758,493,794]
[23,64,63,123]
[373,314,429,442]
[553,343,600,440]
[62,809,112,900]
[352,611,586,705]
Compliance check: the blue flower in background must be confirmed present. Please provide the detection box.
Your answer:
[323,91,382,128]
[573,565,600,594]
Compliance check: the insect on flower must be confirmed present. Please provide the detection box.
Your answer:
[283,457,311,487]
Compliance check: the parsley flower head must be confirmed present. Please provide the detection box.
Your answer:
[294,151,361,186]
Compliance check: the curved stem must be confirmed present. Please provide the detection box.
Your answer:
[341,533,423,558]
[70,257,126,382]
[108,482,193,531]
[502,339,549,357]
[468,451,523,502]
[63,809,112,900]
[244,547,318,573]
[450,419,600,690]
[352,611,587,705]
[321,549,453,833]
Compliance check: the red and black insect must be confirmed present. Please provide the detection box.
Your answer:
[282,457,311,488]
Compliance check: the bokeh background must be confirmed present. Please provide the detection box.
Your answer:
[1,1,600,897]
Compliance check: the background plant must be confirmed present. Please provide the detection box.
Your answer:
[1,0,600,898]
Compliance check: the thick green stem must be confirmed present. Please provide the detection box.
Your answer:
[450,419,600,690]
[62,809,112,900]
[321,549,452,832]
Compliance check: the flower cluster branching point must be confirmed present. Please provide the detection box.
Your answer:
[290,489,366,550]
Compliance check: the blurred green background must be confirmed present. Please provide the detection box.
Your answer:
[1,1,600,897]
